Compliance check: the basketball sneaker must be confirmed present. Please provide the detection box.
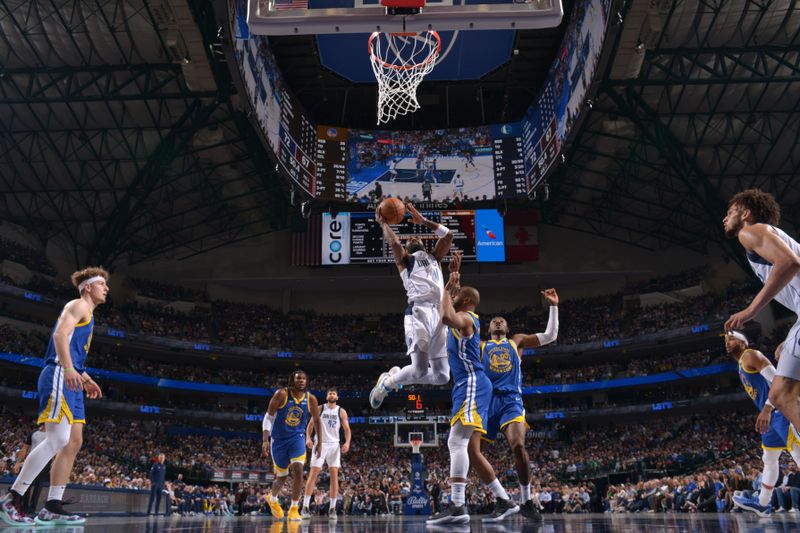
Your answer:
[426,503,470,525]
[482,497,519,522]
[328,507,338,521]
[34,500,86,526]
[267,497,284,519]
[369,366,400,409]
[519,500,543,522]
[300,506,312,520]
[287,505,302,522]
[0,491,34,526]
[732,494,771,518]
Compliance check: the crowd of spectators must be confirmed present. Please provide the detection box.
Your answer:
[2,401,784,516]
[0,321,732,394]
[0,252,761,354]
[0,237,56,276]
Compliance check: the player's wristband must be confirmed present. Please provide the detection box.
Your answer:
[435,224,450,238]
[765,399,775,411]
[63,367,76,373]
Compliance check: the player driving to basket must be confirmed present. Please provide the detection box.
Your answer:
[370,203,456,409]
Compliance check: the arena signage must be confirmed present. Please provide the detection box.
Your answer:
[322,212,351,265]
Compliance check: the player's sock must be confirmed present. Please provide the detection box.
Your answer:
[291,499,299,509]
[486,479,509,500]
[48,485,66,502]
[451,483,466,507]
[269,494,279,503]
[759,487,774,507]
[329,499,336,511]
[303,495,311,509]
[520,483,531,502]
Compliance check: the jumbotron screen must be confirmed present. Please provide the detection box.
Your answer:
[321,210,505,265]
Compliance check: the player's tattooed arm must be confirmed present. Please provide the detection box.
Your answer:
[377,207,410,272]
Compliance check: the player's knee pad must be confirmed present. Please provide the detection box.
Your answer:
[762,448,781,486]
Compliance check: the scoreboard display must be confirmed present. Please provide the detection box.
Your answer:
[278,87,317,196]
[315,125,348,199]
[405,393,427,420]
[321,209,506,265]
[491,123,528,197]
[349,211,477,264]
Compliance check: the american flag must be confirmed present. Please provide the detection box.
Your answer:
[291,214,321,266]
[273,0,309,10]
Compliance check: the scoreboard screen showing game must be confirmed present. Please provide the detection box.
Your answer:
[321,209,505,265]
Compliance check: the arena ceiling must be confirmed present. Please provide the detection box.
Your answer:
[0,0,798,269]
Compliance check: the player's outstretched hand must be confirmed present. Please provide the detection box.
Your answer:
[445,272,461,295]
[449,250,463,274]
[375,206,385,225]
[756,408,772,434]
[84,380,103,399]
[725,306,756,331]
[406,203,425,225]
[262,440,271,458]
[541,288,559,306]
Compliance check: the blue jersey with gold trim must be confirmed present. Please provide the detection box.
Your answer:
[482,338,522,394]
[43,313,94,372]
[272,389,310,441]
[447,311,483,385]
[738,355,771,411]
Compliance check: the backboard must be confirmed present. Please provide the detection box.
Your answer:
[393,420,439,448]
[246,0,564,35]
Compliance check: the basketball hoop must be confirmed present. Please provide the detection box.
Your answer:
[368,30,441,124]
[410,436,423,454]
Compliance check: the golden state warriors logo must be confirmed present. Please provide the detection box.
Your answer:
[489,346,513,373]
[739,374,758,402]
[285,406,304,427]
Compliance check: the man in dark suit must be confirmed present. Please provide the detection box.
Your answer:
[147,454,167,516]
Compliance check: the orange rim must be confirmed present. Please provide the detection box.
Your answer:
[368,31,442,71]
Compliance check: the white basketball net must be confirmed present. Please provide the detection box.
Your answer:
[369,31,441,125]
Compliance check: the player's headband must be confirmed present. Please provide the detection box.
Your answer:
[724,330,749,346]
[78,276,106,292]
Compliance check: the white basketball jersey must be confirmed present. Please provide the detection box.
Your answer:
[400,250,444,304]
[747,225,800,314]
[317,404,341,445]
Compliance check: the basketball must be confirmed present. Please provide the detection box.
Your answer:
[379,197,405,224]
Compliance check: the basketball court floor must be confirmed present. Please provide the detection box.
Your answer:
[9,513,795,533]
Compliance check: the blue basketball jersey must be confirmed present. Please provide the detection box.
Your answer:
[738,354,770,411]
[447,311,483,385]
[481,338,522,394]
[43,313,94,372]
[271,389,310,441]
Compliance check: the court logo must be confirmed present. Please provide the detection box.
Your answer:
[322,213,351,265]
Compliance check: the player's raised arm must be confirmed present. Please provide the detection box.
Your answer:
[308,394,323,458]
[447,251,463,298]
[406,203,453,262]
[512,289,560,349]
[440,273,475,336]
[262,388,286,457]
[376,206,410,272]
[726,225,800,331]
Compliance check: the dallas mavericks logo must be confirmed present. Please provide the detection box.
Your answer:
[489,347,513,373]
[285,406,304,427]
